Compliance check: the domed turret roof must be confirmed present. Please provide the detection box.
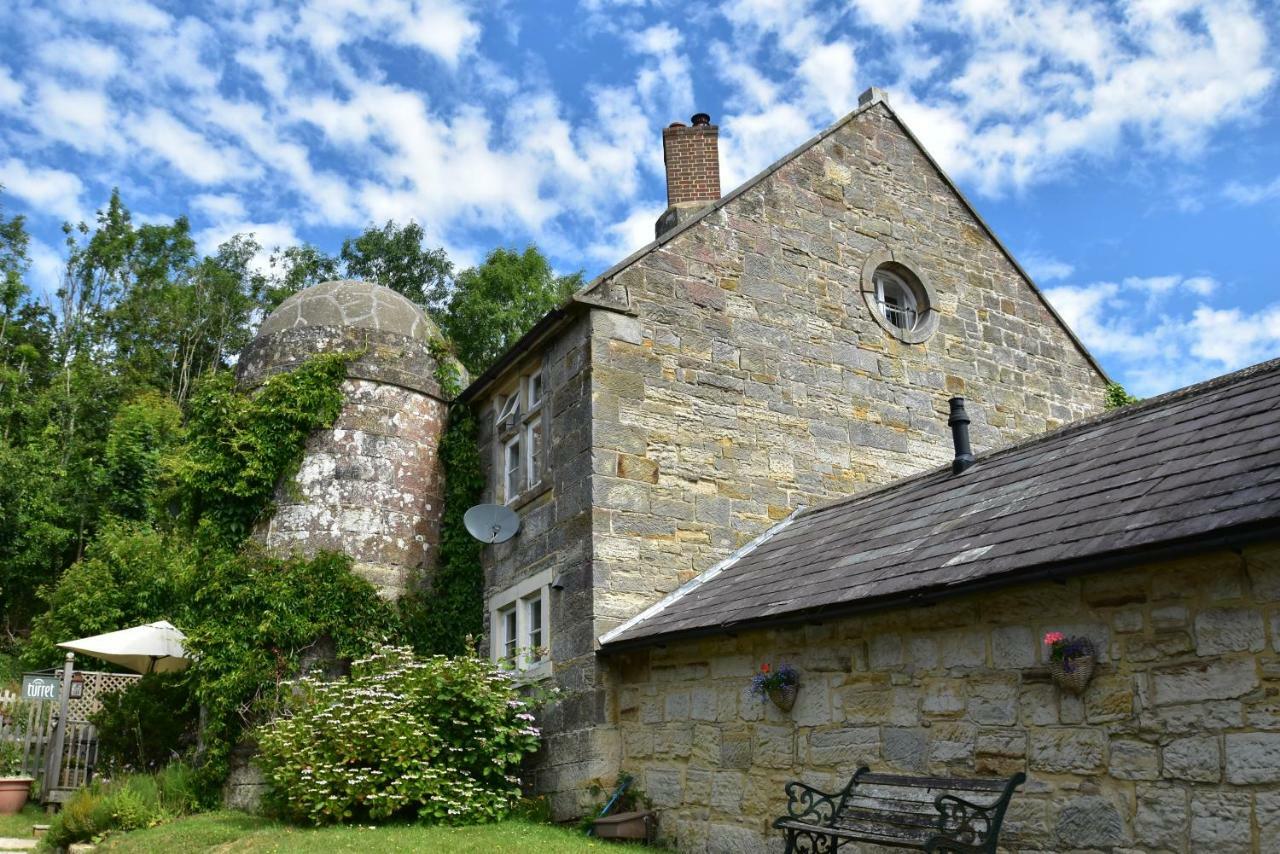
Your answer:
[240,279,461,397]
[256,279,440,342]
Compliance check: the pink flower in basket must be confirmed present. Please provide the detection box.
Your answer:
[1043,631,1065,645]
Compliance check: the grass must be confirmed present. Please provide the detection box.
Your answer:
[96,812,612,853]
[0,804,45,839]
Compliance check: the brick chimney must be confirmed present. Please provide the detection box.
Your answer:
[656,113,721,238]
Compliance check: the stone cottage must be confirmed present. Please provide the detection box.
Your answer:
[455,87,1110,825]
[237,87,1279,850]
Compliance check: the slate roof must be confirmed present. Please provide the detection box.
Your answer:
[600,358,1280,650]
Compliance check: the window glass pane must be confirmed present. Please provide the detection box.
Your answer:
[527,596,543,657]
[874,271,918,331]
[504,437,522,501]
[497,392,520,425]
[527,418,543,484]
[502,608,517,662]
[528,371,543,408]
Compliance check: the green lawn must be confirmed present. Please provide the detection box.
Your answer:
[96,812,611,853]
[0,804,44,839]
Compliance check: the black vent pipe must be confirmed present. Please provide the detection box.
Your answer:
[948,397,975,474]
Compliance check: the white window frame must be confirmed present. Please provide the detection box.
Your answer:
[494,364,546,503]
[503,435,523,505]
[490,568,553,679]
[874,269,920,332]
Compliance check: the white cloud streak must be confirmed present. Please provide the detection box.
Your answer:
[1046,274,1279,395]
[0,159,85,222]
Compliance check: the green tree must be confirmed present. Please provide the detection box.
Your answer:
[262,244,340,311]
[441,246,581,375]
[104,392,184,524]
[340,220,451,309]
[21,521,188,668]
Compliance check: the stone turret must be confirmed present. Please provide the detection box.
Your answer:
[238,280,456,598]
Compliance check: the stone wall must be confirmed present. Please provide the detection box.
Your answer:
[607,543,1280,853]
[585,100,1108,643]
[260,376,446,599]
[475,313,622,813]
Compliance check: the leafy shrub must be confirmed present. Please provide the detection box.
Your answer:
[46,787,105,848]
[255,644,542,825]
[0,737,22,777]
[154,762,202,815]
[185,545,399,791]
[1104,382,1140,409]
[43,765,200,848]
[91,674,198,774]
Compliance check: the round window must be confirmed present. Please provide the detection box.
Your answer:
[873,269,921,333]
[859,253,939,344]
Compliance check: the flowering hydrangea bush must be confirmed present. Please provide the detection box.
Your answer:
[254,644,542,825]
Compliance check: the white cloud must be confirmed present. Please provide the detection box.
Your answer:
[0,159,85,222]
[713,0,860,187]
[128,110,254,185]
[62,0,171,31]
[1020,252,1074,283]
[27,237,66,299]
[586,203,661,263]
[296,0,481,67]
[628,23,694,118]
[191,193,247,222]
[194,219,302,273]
[849,0,923,34]
[1045,274,1278,396]
[1224,175,1280,205]
[0,68,24,108]
[32,81,119,153]
[37,38,124,79]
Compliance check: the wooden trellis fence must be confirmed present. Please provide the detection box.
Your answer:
[1,669,140,803]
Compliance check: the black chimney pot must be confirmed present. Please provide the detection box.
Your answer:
[948,397,975,474]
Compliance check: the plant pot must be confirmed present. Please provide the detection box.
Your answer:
[767,683,798,712]
[0,777,34,815]
[593,810,653,841]
[1049,643,1097,695]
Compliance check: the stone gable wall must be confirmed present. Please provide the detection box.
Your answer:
[608,543,1280,853]
[587,102,1108,642]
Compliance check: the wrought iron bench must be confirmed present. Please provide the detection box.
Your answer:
[772,766,1025,853]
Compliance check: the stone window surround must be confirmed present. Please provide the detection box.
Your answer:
[492,359,548,507]
[489,566,554,680]
[860,246,939,345]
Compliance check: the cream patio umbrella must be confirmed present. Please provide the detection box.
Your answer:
[57,620,191,674]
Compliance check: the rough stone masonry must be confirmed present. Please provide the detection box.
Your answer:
[611,545,1280,853]
[474,95,1109,820]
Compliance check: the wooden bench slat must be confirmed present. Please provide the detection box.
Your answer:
[849,784,1003,809]
[858,772,1010,793]
[836,804,942,831]
[774,768,1025,854]
[839,794,943,818]
[777,818,931,845]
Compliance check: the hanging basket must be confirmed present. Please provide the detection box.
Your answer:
[1049,639,1096,695]
[767,683,798,712]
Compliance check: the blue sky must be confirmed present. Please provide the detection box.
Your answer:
[1,0,1277,397]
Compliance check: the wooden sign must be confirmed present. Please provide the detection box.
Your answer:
[20,674,60,701]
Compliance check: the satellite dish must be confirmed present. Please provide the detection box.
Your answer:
[463,504,521,544]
